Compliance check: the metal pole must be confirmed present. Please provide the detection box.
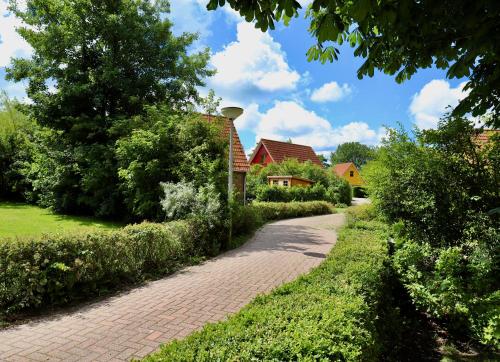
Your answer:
[228,119,234,203]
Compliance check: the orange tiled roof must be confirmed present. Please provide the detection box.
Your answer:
[202,114,250,172]
[333,162,354,177]
[473,130,499,147]
[250,139,323,167]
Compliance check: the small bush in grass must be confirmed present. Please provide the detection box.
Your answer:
[144,206,389,361]
[0,221,192,317]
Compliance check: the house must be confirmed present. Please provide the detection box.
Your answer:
[249,139,323,167]
[473,129,499,149]
[333,162,364,187]
[267,176,314,188]
[203,114,250,200]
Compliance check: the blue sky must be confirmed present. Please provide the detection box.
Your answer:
[0,0,468,155]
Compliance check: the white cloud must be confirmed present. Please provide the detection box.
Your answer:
[234,102,261,130]
[243,100,384,151]
[409,79,469,129]
[168,0,216,43]
[310,81,352,103]
[0,0,32,67]
[209,22,300,93]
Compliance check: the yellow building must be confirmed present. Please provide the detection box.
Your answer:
[333,162,364,186]
[267,176,314,188]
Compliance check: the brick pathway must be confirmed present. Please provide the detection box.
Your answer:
[0,213,345,361]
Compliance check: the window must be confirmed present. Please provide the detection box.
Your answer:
[350,171,354,177]
[260,154,266,164]
[273,180,278,185]
[283,180,289,187]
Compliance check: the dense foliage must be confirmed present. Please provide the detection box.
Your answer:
[6,0,214,218]
[0,94,35,200]
[144,206,390,361]
[330,142,375,169]
[365,116,500,347]
[247,159,352,205]
[116,110,227,221]
[207,0,500,127]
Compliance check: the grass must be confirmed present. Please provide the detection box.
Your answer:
[0,202,123,238]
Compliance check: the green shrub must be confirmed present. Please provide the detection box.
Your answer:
[144,206,389,361]
[252,201,334,221]
[255,183,336,203]
[0,221,193,316]
[246,159,352,205]
[365,116,500,347]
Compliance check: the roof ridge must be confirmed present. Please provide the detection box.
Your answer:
[261,138,316,149]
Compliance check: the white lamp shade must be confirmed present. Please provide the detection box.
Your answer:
[221,107,243,120]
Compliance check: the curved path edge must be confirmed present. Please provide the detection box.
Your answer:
[0,213,345,361]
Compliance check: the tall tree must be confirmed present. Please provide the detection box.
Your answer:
[6,0,213,217]
[207,0,500,126]
[330,142,374,168]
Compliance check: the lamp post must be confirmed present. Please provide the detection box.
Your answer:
[221,106,243,247]
[221,107,243,203]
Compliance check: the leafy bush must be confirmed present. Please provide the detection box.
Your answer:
[365,116,500,347]
[116,110,227,221]
[255,183,330,203]
[144,206,389,361]
[0,94,36,200]
[160,181,226,254]
[231,201,334,237]
[0,221,193,317]
[251,201,334,221]
[247,159,351,205]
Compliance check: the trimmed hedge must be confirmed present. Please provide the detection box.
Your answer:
[144,206,390,361]
[0,221,193,316]
[255,183,352,205]
[252,200,335,221]
[0,201,334,319]
[232,201,335,237]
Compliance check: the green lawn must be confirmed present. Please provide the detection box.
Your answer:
[0,202,123,238]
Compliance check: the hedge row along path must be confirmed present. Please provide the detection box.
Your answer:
[0,213,345,361]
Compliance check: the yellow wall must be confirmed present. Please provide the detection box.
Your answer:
[342,164,364,186]
[268,177,313,187]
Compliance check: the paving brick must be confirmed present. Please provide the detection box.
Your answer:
[0,214,344,361]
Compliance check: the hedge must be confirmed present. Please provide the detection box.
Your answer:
[255,183,352,205]
[0,201,334,319]
[232,201,335,237]
[0,221,193,316]
[144,206,390,361]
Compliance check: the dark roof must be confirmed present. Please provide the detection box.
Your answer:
[250,139,323,167]
[333,162,355,177]
[202,114,250,172]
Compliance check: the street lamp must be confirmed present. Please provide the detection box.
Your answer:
[221,106,243,248]
[221,107,243,203]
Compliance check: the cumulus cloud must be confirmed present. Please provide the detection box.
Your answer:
[209,22,300,94]
[310,81,352,103]
[409,79,469,129]
[244,101,384,151]
[0,0,32,67]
